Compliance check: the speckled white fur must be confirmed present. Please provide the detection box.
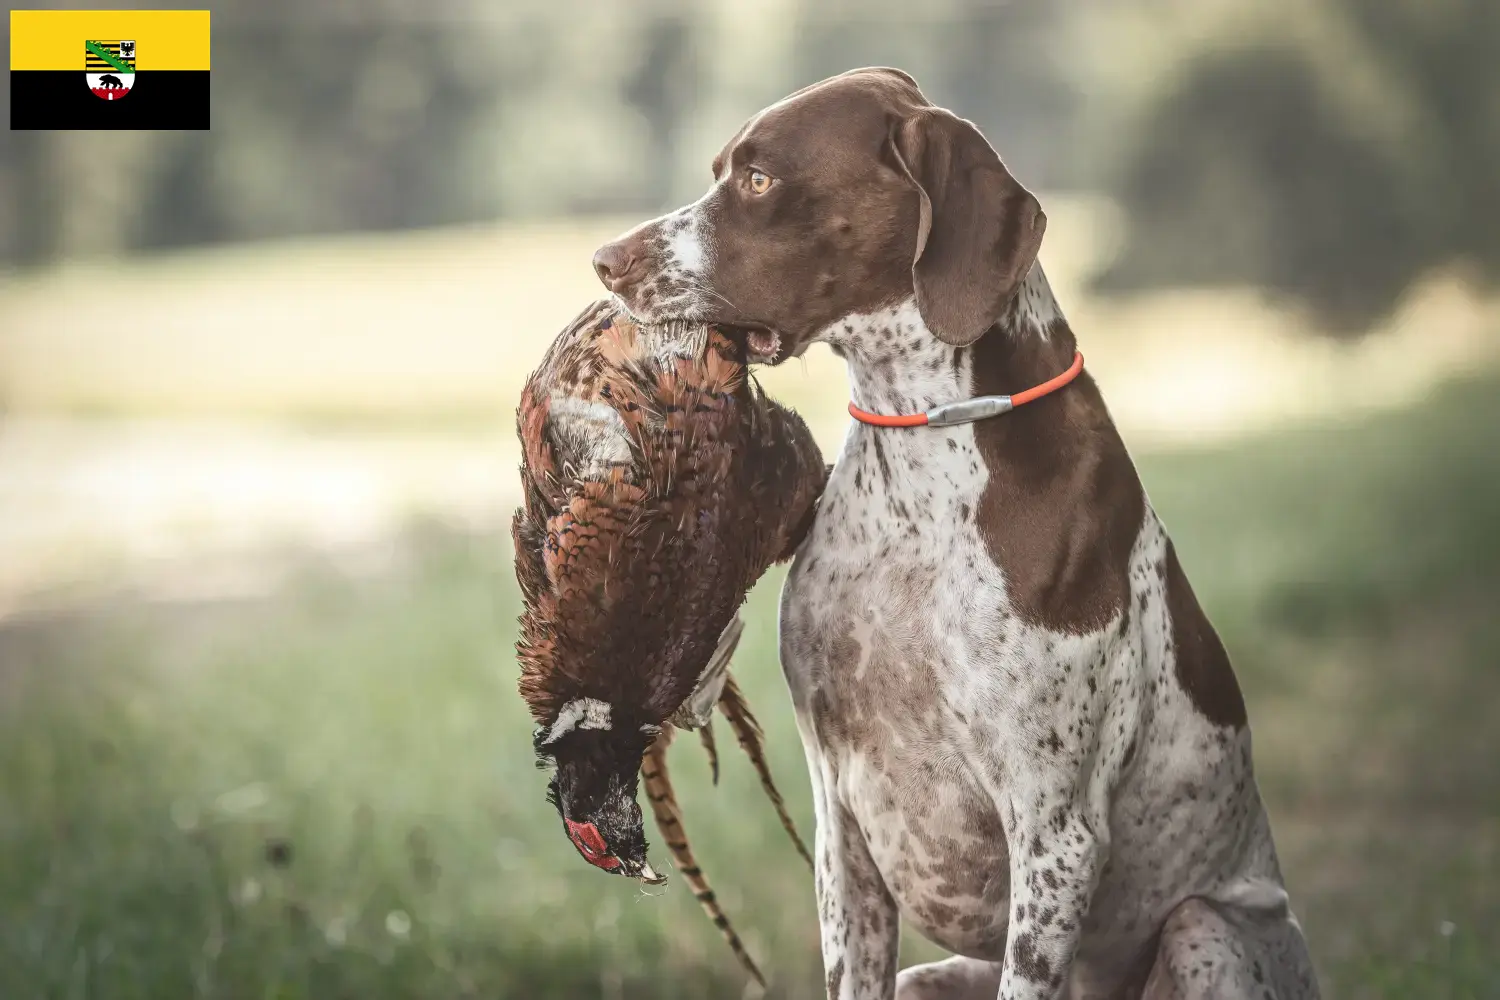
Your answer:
[605,194,716,325]
[777,265,1318,1000]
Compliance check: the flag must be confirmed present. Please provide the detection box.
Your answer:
[10,10,210,129]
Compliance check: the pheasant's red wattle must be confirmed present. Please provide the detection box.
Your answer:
[566,819,619,870]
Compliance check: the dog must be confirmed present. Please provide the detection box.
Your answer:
[591,67,1320,1000]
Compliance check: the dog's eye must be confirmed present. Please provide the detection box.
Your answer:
[747,169,774,195]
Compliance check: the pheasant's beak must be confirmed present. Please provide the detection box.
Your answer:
[631,859,667,886]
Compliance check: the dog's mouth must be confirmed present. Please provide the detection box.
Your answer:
[610,299,785,363]
[716,323,784,365]
[622,297,793,366]
[610,293,795,365]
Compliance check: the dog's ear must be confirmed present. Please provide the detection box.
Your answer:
[888,109,1046,346]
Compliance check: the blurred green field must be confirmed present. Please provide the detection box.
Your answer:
[2,370,1496,1000]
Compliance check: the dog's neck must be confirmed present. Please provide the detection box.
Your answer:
[818,263,1145,640]
[823,264,1080,416]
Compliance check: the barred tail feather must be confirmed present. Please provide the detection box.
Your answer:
[717,674,814,870]
[641,727,767,989]
[698,718,720,785]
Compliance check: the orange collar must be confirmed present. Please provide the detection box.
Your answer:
[848,351,1085,428]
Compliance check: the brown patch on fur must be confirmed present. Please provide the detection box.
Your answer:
[804,614,1012,957]
[811,615,944,768]
[827,957,845,998]
[969,317,1146,635]
[1011,928,1053,983]
[1164,542,1248,729]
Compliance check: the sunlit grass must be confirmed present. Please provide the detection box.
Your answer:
[0,532,822,999]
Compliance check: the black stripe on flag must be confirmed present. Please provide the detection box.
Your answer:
[10,71,209,129]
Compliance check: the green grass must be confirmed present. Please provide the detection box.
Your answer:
[2,377,1498,999]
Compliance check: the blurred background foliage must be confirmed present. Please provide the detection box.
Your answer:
[2,1,1498,998]
[0,0,1078,258]
[5,0,1498,332]
[1083,0,1500,332]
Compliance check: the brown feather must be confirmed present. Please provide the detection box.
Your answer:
[698,719,719,786]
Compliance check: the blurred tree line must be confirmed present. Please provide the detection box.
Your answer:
[2,0,1495,333]
[1087,0,1500,332]
[0,1,1074,262]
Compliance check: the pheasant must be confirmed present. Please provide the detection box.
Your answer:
[512,299,825,986]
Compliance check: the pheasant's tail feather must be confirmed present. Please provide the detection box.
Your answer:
[641,730,767,989]
[698,719,720,786]
[718,675,814,870]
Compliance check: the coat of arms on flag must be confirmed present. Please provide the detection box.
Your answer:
[85,39,135,100]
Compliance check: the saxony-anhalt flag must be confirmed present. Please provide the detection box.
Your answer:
[10,10,210,129]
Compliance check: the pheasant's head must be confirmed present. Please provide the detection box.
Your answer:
[533,699,666,884]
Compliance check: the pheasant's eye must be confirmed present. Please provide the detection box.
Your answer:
[747,169,774,195]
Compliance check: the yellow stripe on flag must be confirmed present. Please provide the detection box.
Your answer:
[9,10,210,71]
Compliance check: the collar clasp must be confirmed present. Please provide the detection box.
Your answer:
[924,396,1014,427]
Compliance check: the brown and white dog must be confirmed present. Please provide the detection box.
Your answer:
[592,68,1320,1000]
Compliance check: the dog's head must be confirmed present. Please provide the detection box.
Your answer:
[592,67,1046,362]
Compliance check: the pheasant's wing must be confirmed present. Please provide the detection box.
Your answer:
[744,378,829,566]
[514,363,565,718]
[669,613,744,731]
[515,302,660,719]
[514,368,565,609]
[527,478,666,686]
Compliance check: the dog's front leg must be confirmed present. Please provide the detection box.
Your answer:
[996,779,1108,1000]
[816,796,900,1000]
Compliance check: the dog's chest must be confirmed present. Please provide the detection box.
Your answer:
[779,423,1034,956]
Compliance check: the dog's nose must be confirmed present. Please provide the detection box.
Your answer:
[592,240,639,291]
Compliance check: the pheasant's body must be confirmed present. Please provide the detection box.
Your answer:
[512,300,825,985]
[514,301,824,727]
